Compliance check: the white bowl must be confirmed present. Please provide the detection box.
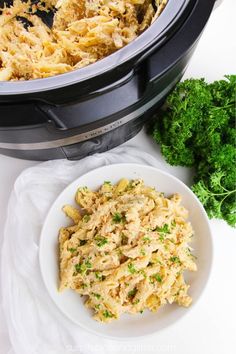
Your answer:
[39,163,213,339]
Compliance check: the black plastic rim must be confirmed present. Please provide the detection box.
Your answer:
[0,0,188,95]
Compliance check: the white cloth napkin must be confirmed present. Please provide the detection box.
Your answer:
[1,146,165,354]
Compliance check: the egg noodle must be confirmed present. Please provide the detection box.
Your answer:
[0,0,167,80]
[58,178,197,323]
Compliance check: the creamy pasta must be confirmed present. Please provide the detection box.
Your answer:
[0,0,168,81]
[58,178,197,323]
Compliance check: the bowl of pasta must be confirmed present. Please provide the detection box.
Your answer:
[39,163,213,339]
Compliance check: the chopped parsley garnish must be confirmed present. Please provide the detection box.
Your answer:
[95,304,101,310]
[92,292,101,299]
[95,235,108,247]
[140,248,146,256]
[79,240,87,246]
[103,310,113,318]
[78,186,88,192]
[74,263,87,274]
[134,299,140,304]
[170,256,181,264]
[95,272,105,281]
[156,223,170,234]
[153,258,162,265]
[143,236,151,243]
[172,221,176,227]
[153,273,162,283]
[112,212,125,223]
[83,215,90,223]
[85,259,92,268]
[68,248,77,253]
[159,235,164,242]
[128,288,137,298]
[104,181,112,185]
[127,263,137,274]
[75,258,92,274]
[140,310,144,314]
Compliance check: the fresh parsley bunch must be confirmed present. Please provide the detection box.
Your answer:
[152,75,236,227]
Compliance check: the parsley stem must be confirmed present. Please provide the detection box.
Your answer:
[211,102,234,110]
[207,189,236,197]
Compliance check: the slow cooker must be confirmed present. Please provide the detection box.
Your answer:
[0,0,216,160]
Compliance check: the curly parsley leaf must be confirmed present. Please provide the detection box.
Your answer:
[127,263,137,274]
[152,75,236,227]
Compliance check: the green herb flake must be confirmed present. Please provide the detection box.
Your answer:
[68,248,77,253]
[95,272,105,281]
[95,235,108,247]
[95,304,101,310]
[128,288,137,298]
[78,186,88,192]
[156,223,170,235]
[127,263,137,274]
[143,236,151,243]
[140,248,146,256]
[170,256,181,264]
[74,263,87,274]
[79,240,87,246]
[103,310,114,318]
[92,292,101,299]
[172,221,177,227]
[83,215,90,223]
[112,212,125,223]
[104,181,112,185]
[95,273,100,279]
[155,258,162,265]
[85,259,92,268]
[153,273,162,283]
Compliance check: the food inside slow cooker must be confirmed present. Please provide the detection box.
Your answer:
[0,0,168,81]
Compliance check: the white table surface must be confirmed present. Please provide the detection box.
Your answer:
[0,0,235,353]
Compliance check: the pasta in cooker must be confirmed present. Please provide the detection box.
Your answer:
[58,178,197,323]
[0,0,168,81]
